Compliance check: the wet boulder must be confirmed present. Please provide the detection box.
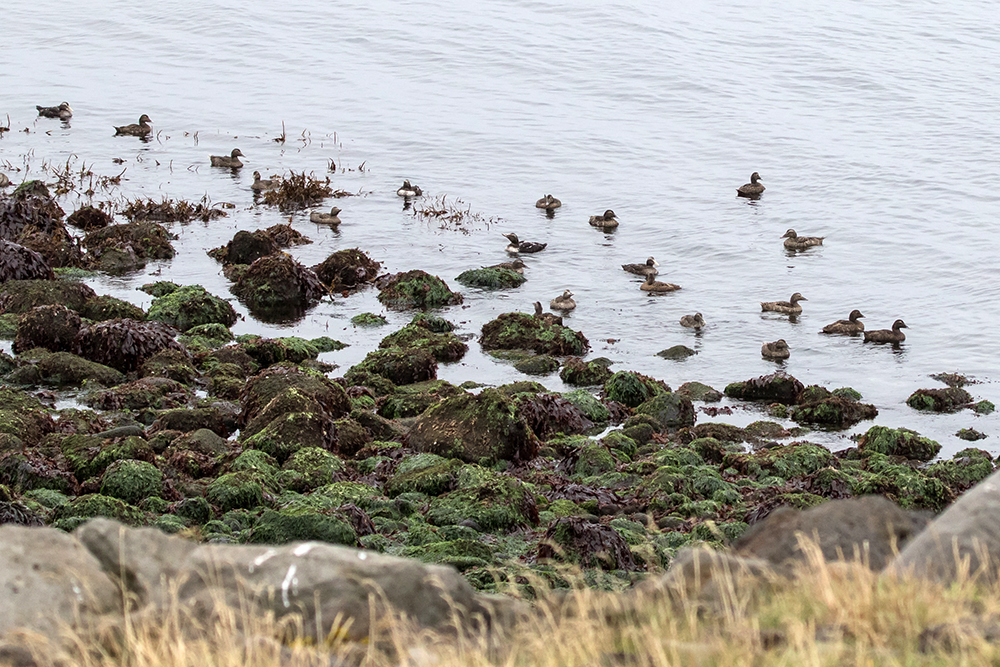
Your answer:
[150,406,236,437]
[83,377,191,411]
[454,267,525,290]
[351,346,437,385]
[907,386,974,412]
[516,393,595,439]
[241,398,337,462]
[559,356,613,386]
[83,221,175,261]
[725,371,805,404]
[66,205,112,231]
[927,448,995,495]
[858,425,941,461]
[146,284,237,332]
[12,304,81,353]
[249,508,357,546]
[537,516,638,570]
[604,370,670,408]
[35,351,126,387]
[376,269,463,309]
[140,348,198,385]
[513,354,560,376]
[239,366,350,429]
[79,295,146,322]
[426,465,538,531]
[676,381,724,403]
[0,181,65,240]
[312,247,381,290]
[480,311,589,356]
[378,380,466,419]
[634,391,696,430]
[0,278,96,314]
[208,229,279,266]
[378,323,467,362]
[230,254,326,319]
[790,386,878,428]
[99,459,163,505]
[409,388,538,465]
[74,318,183,373]
[0,239,55,282]
[279,447,344,493]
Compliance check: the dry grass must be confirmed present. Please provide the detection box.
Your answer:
[15,541,1000,667]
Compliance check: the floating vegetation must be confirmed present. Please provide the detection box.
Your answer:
[120,196,228,223]
[260,171,334,211]
[411,195,501,234]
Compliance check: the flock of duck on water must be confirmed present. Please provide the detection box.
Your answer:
[21,105,907,360]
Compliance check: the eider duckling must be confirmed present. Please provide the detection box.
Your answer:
[589,209,619,229]
[864,319,907,344]
[251,171,280,192]
[533,301,563,326]
[737,172,764,198]
[396,180,422,197]
[680,313,705,329]
[36,102,72,120]
[622,257,658,277]
[550,290,576,311]
[486,259,526,274]
[821,310,865,335]
[535,194,561,210]
[761,339,790,360]
[210,148,245,169]
[782,228,824,250]
[114,114,152,137]
[761,292,807,315]
[640,273,680,293]
[310,207,342,225]
[0,174,10,188]
[502,233,547,254]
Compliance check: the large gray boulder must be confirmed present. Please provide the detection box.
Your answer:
[0,524,120,638]
[889,467,1000,583]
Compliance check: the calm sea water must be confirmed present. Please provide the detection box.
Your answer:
[2,0,998,456]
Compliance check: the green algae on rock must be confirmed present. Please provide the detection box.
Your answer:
[513,354,560,376]
[352,347,437,385]
[559,356,613,386]
[538,516,637,571]
[790,386,878,428]
[0,279,96,314]
[230,254,326,319]
[351,312,387,327]
[725,371,804,404]
[425,465,538,532]
[79,295,146,322]
[378,380,466,419]
[33,351,126,387]
[99,459,162,505]
[604,370,670,408]
[656,345,697,360]
[207,471,266,511]
[146,284,237,332]
[858,425,941,461]
[634,392,695,430]
[376,270,463,310]
[312,248,381,290]
[249,508,357,546]
[378,323,468,363]
[12,304,81,354]
[455,266,526,290]
[480,311,589,356]
[906,387,974,412]
[83,221,175,261]
[51,493,145,530]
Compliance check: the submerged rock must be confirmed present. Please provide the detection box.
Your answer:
[79,295,146,322]
[376,269,463,309]
[351,312,387,327]
[725,371,804,404]
[676,381,723,402]
[312,247,381,290]
[634,392,696,430]
[83,221,175,261]
[513,354,560,376]
[906,386,974,413]
[455,267,526,290]
[656,345,697,360]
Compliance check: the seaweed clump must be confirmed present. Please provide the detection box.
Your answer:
[312,248,381,290]
[207,230,278,266]
[66,206,112,231]
[13,304,81,353]
[261,171,334,211]
[0,240,55,281]
[455,267,526,290]
[480,312,589,356]
[120,197,227,223]
[74,318,183,373]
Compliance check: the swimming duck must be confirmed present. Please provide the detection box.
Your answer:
[310,207,342,225]
[782,228,824,250]
[36,102,72,120]
[0,174,10,188]
[502,233,547,254]
[486,259,526,274]
[821,310,865,335]
[114,114,152,137]
[251,171,280,192]
[550,290,576,311]
[622,257,658,277]
[535,194,561,210]
[761,292,807,315]
[396,180,422,197]
[533,301,563,326]
[589,209,619,229]
[640,273,681,293]
[864,319,907,344]
[761,339,790,360]
[210,148,245,169]
[680,313,705,329]
[737,172,765,198]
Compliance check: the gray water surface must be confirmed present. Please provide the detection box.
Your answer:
[3,0,998,456]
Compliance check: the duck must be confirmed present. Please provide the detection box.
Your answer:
[114,114,152,137]
[0,174,10,188]
[36,102,72,120]
[397,180,422,197]
[640,273,681,293]
[209,148,245,169]
[737,172,765,198]
[782,228,824,250]
[310,207,342,225]
[821,310,865,335]
[622,257,658,277]
[533,301,563,326]
[535,194,561,210]
[761,292,807,315]
[485,259,526,274]
[864,319,907,344]
[502,233,547,254]
[550,290,576,311]
[680,313,705,329]
[251,171,281,192]
[761,339,790,360]
[588,209,619,229]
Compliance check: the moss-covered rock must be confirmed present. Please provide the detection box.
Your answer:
[34,351,126,387]
[139,281,180,298]
[725,442,834,480]
[151,406,235,437]
[146,285,237,333]
[249,508,357,546]
[83,221,175,261]
[61,434,153,481]
[790,393,878,428]
[480,312,588,356]
[12,304,81,354]
[853,453,949,510]
[386,456,463,497]
[51,493,145,530]
[410,313,455,333]
[378,324,467,363]
[858,425,941,462]
[78,295,146,322]
[376,270,462,310]
[140,348,198,384]
[351,347,437,385]
[927,448,994,495]
[559,356,613,386]
[279,447,343,492]
[401,539,493,571]
[209,229,279,266]
[409,388,538,465]
[83,376,191,410]
[956,428,987,441]
[99,459,163,505]
[676,382,724,403]
[906,387,974,413]
[537,516,637,570]
[656,345,697,360]
[634,392,695,430]
[231,254,326,320]
[239,365,350,428]
[574,443,616,477]
[351,312,387,327]
[378,380,466,419]
[562,389,611,424]
[513,354,560,376]
[426,465,537,532]
[242,404,336,463]
[725,372,804,404]
[604,371,669,408]
[0,279,96,314]
[206,471,265,511]
[311,248,381,290]
[455,267,526,290]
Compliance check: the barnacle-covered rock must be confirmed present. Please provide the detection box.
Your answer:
[74,318,183,373]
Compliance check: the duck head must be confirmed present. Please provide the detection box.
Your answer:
[750,172,761,183]
[694,313,705,325]
[849,309,865,321]
[789,292,807,303]
[560,290,574,299]
[892,319,908,330]
[401,180,412,188]
[603,209,616,220]
[59,102,72,112]
[330,207,342,215]
[646,257,658,267]
[231,148,244,158]
[253,171,262,180]
[502,233,519,244]
[533,301,543,316]
[781,229,798,239]
[774,339,788,350]
[511,259,526,269]
[139,114,152,124]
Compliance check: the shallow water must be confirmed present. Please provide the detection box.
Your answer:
[3,0,998,456]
